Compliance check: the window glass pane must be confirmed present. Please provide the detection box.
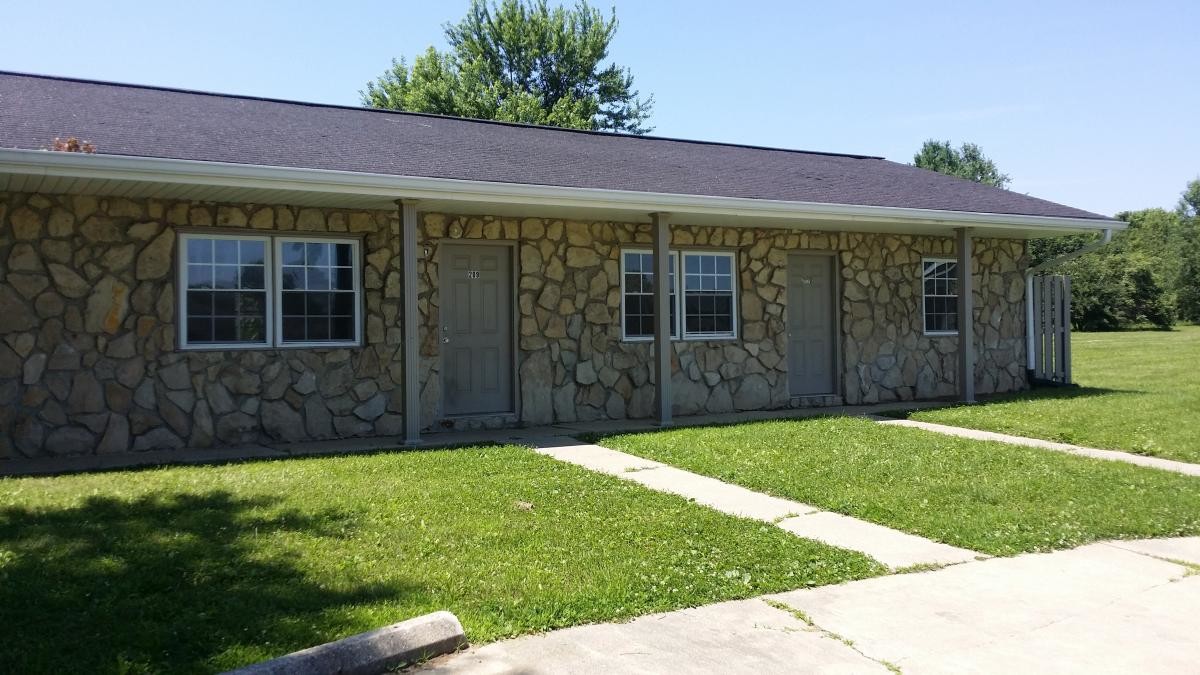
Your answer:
[335,243,354,267]
[281,267,303,290]
[307,242,330,266]
[187,318,212,343]
[281,242,306,265]
[241,265,264,290]
[214,240,239,265]
[334,268,355,291]
[241,241,266,265]
[187,239,212,264]
[188,265,213,290]
[306,267,330,291]
[213,265,239,290]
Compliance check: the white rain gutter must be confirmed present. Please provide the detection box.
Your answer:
[0,148,1120,233]
[1024,228,1116,371]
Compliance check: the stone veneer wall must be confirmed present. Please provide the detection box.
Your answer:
[416,213,1028,429]
[0,191,1028,458]
[0,192,404,459]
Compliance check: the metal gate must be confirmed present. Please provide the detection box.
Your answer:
[1031,274,1072,384]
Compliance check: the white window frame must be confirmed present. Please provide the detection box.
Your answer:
[680,250,739,341]
[620,248,738,342]
[177,232,363,350]
[273,236,363,348]
[620,250,680,341]
[922,257,959,336]
[178,232,274,350]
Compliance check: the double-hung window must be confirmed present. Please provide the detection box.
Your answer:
[179,233,362,349]
[922,258,958,334]
[621,249,737,341]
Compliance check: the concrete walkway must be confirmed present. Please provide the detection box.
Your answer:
[423,537,1200,674]
[531,435,980,570]
[875,417,1200,477]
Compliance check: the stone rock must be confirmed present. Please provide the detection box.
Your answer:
[67,372,105,414]
[215,412,258,444]
[333,415,373,436]
[293,371,317,395]
[191,401,215,447]
[100,243,137,272]
[47,263,90,298]
[97,415,130,453]
[14,415,45,455]
[9,273,50,299]
[552,382,577,422]
[159,361,191,390]
[262,400,306,441]
[44,427,94,455]
[520,351,553,424]
[133,428,185,452]
[8,243,43,272]
[116,357,145,388]
[304,396,334,438]
[353,393,387,421]
[136,229,175,280]
[80,216,123,242]
[733,374,770,410]
[133,380,156,409]
[0,287,37,333]
[85,276,131,334]
[23,352,47,385]
[565,246,600,268]
[575,361,598,385]
[10,206,42,239]
[48,343,81,370]
[159,397,192,437]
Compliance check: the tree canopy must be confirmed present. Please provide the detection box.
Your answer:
[362,0,653,134]
[913,139,1011,188]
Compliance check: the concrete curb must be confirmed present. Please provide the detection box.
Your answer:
[226,611,467,675]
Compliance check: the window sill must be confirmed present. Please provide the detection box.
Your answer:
[621,335,739,343]
[923,331,959,337]
[179,341,363,352]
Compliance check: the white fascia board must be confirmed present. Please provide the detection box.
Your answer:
[0,148,1123,233]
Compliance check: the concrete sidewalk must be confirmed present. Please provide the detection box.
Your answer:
[531,435,980,570]
[423,537,1200,674]
[875,417,1200,477]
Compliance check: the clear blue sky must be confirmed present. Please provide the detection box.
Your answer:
[1,0,1195,216]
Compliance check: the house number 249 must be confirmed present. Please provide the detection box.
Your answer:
[466,270,481,279]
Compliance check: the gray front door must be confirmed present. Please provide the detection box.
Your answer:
[440,244,514,415]
[787,254,836,395]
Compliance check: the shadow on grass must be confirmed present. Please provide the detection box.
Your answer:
[0,490,409,673]
[876,385,1145,419]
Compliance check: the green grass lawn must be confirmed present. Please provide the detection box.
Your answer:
[599,417,1200,557]
[0,445,881,674]
[904,325,1200,463]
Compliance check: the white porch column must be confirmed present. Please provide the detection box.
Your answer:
[652,212,672,425]
[398,199,422,443]
[956,227,976,403]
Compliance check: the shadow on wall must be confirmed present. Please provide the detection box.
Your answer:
[0,490,408,672]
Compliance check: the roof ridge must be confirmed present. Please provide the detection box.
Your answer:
[0,69,886,161]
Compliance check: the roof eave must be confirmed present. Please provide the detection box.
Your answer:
[0,148,1122,235]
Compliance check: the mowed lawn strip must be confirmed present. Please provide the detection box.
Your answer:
[600,417,1200,556]
[0,445,881,674]
[905,326,1200,463]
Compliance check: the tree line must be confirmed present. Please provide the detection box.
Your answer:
[917,141,1199,330]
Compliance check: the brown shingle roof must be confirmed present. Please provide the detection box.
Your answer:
[0,71,1111,221]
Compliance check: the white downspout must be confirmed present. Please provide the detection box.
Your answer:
[1024,229,1115,371]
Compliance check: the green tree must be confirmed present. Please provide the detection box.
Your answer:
[913,140,1011,188]
[1175,179,1200,322]
[362,0,653,133]
[1178,177,1200,219]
